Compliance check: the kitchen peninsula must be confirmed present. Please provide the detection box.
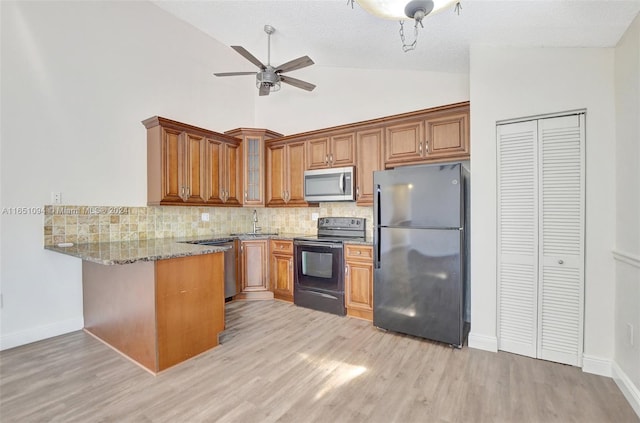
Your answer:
[46,239,227,374]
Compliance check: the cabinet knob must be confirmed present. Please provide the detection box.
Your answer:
[356,250,361,255]
[558,259,564,264]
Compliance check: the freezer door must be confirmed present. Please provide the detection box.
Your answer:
[373,227,463,346]
[374,163,462,228]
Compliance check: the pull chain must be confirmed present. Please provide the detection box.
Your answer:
[399,20,420,52]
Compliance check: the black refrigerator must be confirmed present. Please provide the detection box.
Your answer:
[373,162,470,347]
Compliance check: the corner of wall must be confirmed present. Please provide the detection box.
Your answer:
[468,333,498,352]
[613,361,640,419]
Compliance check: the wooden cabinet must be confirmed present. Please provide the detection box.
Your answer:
[344,244,374,321]
[266,140,309,207]
[236,239,272,300]
[82,253,225,373]
[143,116,242,206]
[269,239,294,302]
[384,119,425,165]
[204,138,241,205]
[225,128,283,207]
[384,104,469,167]
[307,132,355,169]
[355,128,384,206]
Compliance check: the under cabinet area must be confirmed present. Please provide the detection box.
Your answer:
[344,244,374,321]
[269,239,294,302]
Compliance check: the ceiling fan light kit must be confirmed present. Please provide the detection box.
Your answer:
[356,0,456,20]
[214,24,316,96]
[354,0,460,52]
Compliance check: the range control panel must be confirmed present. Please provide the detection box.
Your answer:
[318,216,367,232]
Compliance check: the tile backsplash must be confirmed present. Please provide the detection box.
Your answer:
[43,203,373,246]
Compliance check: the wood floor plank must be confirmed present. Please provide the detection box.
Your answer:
[1,300,637,423]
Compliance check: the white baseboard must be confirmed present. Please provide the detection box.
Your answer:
[0,317,83,351]
[582,354,612,377]
[612,361,640,418]
[468,332,498,352]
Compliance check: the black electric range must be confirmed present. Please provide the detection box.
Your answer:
[293,217,366,316]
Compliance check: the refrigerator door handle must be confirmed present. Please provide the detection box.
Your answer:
[374,184,381,269]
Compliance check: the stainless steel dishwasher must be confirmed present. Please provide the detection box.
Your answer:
[195,239,237,298]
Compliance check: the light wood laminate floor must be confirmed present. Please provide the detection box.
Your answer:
[1,300,637,422]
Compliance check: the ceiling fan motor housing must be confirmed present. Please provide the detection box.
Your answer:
[256,67,280,87]
[405,0,434,19]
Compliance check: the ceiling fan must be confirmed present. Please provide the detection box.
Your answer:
[214,25,316,96]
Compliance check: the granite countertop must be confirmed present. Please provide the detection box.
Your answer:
[45,238,230,265]
[45,232,374,265]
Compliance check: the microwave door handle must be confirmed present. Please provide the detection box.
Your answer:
[339,173,344,194]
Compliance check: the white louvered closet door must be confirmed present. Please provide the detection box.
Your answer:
[497,113,585,367]
[497,120,539,358]
[537,114,585,366]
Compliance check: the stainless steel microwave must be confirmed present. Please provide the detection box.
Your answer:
[304,166,355,202]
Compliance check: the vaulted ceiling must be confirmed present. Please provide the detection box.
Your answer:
[153,0,640,74]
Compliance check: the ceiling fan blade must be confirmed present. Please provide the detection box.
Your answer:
[280,75,316,92]
[213,72,256,77]
[231,46,266,70]
[275,56,314,73]
[258,84,270,96]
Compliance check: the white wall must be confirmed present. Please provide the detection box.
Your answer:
[254,66,469,135]
[614,12,640,414]
[468,46,617,366]
[0,0,254,349]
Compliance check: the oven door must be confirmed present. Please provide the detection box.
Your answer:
[294,240,344,293]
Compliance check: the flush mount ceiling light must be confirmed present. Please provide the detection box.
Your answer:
[353,0,461,52]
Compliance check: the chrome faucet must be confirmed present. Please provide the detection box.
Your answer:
[252,209,262,234]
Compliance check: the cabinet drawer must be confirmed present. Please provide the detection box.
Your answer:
[270,239,293,254]
[345,244,373,260]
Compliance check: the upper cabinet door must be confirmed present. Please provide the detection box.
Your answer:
[307,136,330,169]
[307,133,355,169]
[266,144,286,206]
[384,120,424,165]
[204,138,224,205]
[286,141,307,206]
[355,128,383,206]
[329,133,355,167]
[424,112,469,160]
[160,127,184,204]
[243,137,264,206]
[224,142,241,206]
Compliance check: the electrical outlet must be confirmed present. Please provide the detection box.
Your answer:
[311,213,319,221]
[201,213,210,222]
[51,192,62,204]
[627,323,634,346]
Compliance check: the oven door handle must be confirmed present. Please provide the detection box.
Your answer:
[294,241,342,249]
